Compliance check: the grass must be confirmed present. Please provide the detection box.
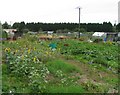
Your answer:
[46,60,80,74]
[47,85,85,93]
[104,77,119,85]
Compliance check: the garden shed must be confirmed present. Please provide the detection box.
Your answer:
[3,29,17,39]
[92,32,107,41]
[92,32,119,42]
[106,32,118,41]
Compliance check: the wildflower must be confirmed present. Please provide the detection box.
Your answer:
[4,48,11,52]
[4,48,7,52]
[33,56,37,62]
[33,57,36,62]
[28,49,31,54]
[33,47,36,50]
[46,51,49,55]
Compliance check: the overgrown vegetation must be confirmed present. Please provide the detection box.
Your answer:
[2,34,119,93]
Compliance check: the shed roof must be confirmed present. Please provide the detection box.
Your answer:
[92,32,106,37]
[3,29,17,33]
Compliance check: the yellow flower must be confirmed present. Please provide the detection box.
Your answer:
[33,47,36,50]
[33,56,37,62]
[28,49,31,54]
[4,48,7,52]
[46,51,49,55]
[4,48,11,52]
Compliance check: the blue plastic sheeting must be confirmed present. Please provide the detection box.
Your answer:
[49,43,57,49]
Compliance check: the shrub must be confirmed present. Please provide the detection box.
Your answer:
[2,31,8,39]
[106,41,113,45]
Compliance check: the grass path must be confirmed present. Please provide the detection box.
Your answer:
[58,56,118,93]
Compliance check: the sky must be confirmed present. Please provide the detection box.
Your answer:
[0,0,119,25]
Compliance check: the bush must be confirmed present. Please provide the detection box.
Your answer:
[2,31,8,38]
[106,41,113,45]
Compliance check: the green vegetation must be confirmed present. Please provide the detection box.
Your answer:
[2,31,8,39]
[2,34,118,93]
[2,21,119,32]
[47,60,80,74]
[47,85,85,93]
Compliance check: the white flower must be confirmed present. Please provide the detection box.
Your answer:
[9,90,12,93]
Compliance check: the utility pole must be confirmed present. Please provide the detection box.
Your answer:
[76,7,81,38]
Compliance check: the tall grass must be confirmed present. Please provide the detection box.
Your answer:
[46,60,80,74]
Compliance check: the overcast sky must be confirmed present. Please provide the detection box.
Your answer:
[0,0,119,24]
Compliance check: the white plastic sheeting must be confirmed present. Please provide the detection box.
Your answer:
[92,32,106,37]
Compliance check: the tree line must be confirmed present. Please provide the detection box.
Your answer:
[2,21,120,33]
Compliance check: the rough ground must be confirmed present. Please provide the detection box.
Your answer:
[58,56,118,93]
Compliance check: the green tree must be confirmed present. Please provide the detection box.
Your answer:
[74,28,86,33]
[11,22,114,33]
[116,23,120,32]
[12,22,20,29]
[63,29,70,33]
[56,29,63,33]
[38,28,43,33]
[13,22,25,31]
[22,29,29,33]
[102,22,113,32]
[19,22,26,31]
[2,22,10,29]
[74,28,86,38]
[12,22,26,33]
